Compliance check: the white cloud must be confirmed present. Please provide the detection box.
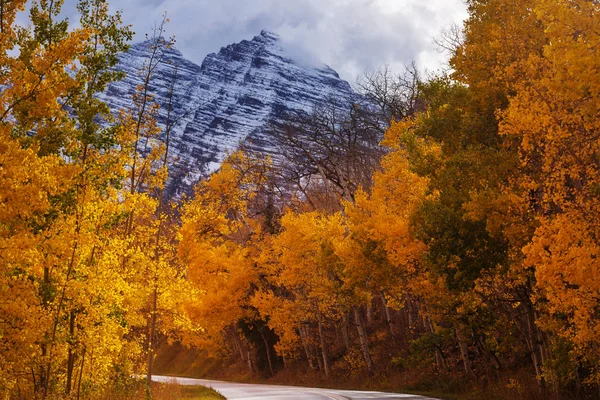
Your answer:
[40,0,469,81]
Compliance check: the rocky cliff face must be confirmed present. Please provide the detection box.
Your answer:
[100,30,358,196]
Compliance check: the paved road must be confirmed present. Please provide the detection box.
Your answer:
[152,375,440,400]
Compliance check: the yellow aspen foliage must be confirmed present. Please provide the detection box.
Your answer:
[452,0,546,105]
[178,151,268,349]
[254,210,347,365]
[0,0,189,397]
[251,289,306,358]
[269,210,346,310]
[525,212,600,372]
[0,130,64,394]
[0,1,98,393]
[335,120,430,307]
[500,0,600,211]
[497,0,600,381]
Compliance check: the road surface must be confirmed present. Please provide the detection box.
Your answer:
[152,375,440,400]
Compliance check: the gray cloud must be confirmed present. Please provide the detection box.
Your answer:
[54,0,468,81]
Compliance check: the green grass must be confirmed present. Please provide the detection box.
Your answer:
[179,385,226,400]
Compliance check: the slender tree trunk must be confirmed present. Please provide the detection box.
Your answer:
[37,366,45,397]
[46,239,79,396]
[30,368,36,395]
[260,330,274,377]
[76,349,85,400]
[316,307,330,378]
[38,344,47,396]
[316,350,324,372]
[523,301,545,391]
[535,310,550,370]
[37,267,51,397]
[405,295,414,332]
[233,333,245,362]
[380,293,395,340]
[354,307,374,374]
[243,338,254,373]
[247,350,254,372]
[414,299,424,330]
[456,329,475,380]
[300,325,316,369]
[0,0,4,34]
[146,286,158,395]
[434,345,446,372]
[66,311,76,394]
[142,45,181,394]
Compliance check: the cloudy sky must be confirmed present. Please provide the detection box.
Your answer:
[52,0,468,82]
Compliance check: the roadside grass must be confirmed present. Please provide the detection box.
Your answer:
[152,380,226,400]
[178,385,226,400]
[100,379,225,400]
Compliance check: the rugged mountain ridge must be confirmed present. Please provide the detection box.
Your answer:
[99,30,358,195]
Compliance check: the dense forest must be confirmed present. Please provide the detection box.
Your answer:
[1,0,599,399]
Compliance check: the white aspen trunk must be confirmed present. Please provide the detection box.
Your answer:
[354,307,374,374]
[300,325,316,369]
[316,307,330,378]
[380,293,395,339]
[456,329,475,380]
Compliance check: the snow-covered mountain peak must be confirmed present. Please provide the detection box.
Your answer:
[100,30,359,197]
[257,29,280,41]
